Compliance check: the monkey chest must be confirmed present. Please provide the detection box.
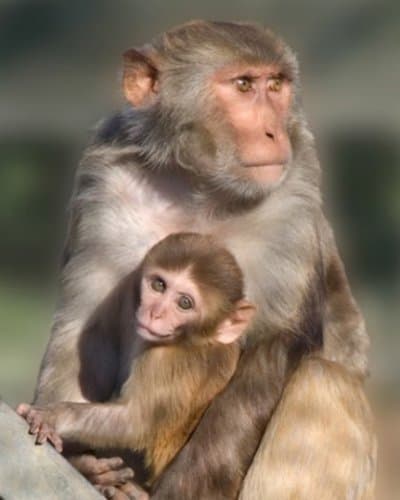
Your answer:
[111,171,306,323]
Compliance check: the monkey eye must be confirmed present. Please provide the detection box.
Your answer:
[177,295,194,311]
[267,76,283,92]
[235,76,253,93]
[150,276,166,293]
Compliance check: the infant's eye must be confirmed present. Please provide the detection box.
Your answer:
[267,76,283,92]
[235,76,253,93]
[151,276,166,293]
[178,295,194,310]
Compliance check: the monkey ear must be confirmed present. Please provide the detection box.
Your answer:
[122,47,159,107]
[216,300,256,345]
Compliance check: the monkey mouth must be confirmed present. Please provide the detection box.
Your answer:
[244,162,285,169]
[136,321,175,342]
[244,163,286,184]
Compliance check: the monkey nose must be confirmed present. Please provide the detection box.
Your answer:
[151,305,165,319]
[265,131,275,140]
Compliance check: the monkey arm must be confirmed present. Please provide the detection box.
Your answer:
[23,400,145,451]
[30,343,239,460]
[319,216,369,376]
[33,164,132,406]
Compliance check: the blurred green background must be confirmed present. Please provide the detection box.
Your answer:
[0,0,399,496]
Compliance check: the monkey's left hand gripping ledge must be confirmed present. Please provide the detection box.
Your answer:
[0,400,102,500]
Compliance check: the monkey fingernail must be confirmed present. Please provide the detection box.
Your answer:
[105,487,116,499]
[35,435,45,445]
[121,468,135,481]
[111,457,124,468]
[95,485,116,498]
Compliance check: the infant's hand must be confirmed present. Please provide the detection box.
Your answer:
[17,403,63,452]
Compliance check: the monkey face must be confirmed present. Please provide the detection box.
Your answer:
[211,63,292,187]
[135,267,203,343]
[120,24,299,206]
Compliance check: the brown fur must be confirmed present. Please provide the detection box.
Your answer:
[32,20,375,499]
[239,357,376,500]
[31,341,239,486]
[25,233,249,486]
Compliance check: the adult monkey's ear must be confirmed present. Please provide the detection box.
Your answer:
[122,47,159,107]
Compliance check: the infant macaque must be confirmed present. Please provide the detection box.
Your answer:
[18,232,255,486]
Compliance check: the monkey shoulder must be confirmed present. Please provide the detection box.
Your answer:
[71,158,192,272]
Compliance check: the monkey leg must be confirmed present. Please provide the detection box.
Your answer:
[239,357,377,500]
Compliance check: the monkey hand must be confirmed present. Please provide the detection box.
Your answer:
[98,481,150,500]
[67,454,148,499]
[16,402,63,453]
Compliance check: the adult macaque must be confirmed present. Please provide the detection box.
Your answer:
[31,21,376,499]
[18,233,255,491]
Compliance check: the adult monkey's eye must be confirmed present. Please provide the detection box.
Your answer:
[151,276,166,293]
[267,76,283,92]
[178,295,194,310]
[235,76,253,93]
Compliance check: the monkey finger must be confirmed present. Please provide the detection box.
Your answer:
[16,403,31,417]
[25,408,38,424]
[26,414,38,434]
[95,485,116,498]
[108,490,130,500]
[89,467,134,486]
[36,423,63,452]
[118,482,149,500]
[49,432,63,453]
[25,410,36,425]
[69,455,124,477]
[27,412,43,435]
[35,423,47,444]
[35,422,58,447]
[93,457,128,475]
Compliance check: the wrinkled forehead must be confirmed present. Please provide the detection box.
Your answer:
[160,22,284,55]
[156,26,298,82]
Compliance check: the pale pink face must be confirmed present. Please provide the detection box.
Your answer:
[213,64,292,185]
[136,267,203,342]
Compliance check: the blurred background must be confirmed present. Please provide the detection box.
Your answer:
[0,0,398,496]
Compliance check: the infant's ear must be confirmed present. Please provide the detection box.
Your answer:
[215,300,256,344]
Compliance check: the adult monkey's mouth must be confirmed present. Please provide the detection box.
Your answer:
[244,163,286,184]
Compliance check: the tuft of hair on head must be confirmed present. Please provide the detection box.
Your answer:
[152,20,299,82]
[142,232,245,315]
